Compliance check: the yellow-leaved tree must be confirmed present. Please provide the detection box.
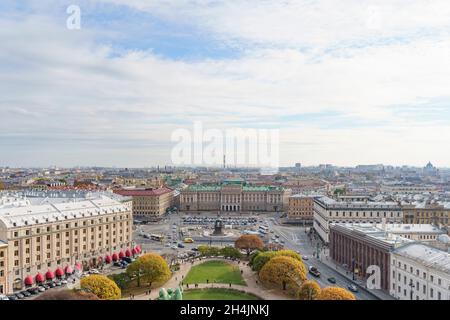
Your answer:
[318,287,356,300]
[259,256,307,294]
[297,280,321,300]
[126,253,171,288]
[80,275,121,300]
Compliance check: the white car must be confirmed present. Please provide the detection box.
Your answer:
[38,286,46,292]
[0,295,9,300]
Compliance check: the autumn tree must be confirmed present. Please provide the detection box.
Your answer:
[35,289,99,300]
[259,256,307,294]
[297,280,321,300]
[80,275,121,300]
[126,253,171,288]
[234,235,264,257]
[252,249,303,272]
[318,287,356,300]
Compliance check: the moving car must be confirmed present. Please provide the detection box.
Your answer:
[327,277,337,284]
[177,243,185,248]
[302,255,309,260]
[348,284,358,292]
[308,266,321,277]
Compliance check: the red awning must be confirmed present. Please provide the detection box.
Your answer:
[24,275,34,285]
[131,248,137,256]
[35,272,44,283]
[125,249,132,257]
[75,263,82,271]
[118,250,125,258]
[45,270,55,280]
[55,267,64,277]
[105,255,111,263]
[112,253,119,261]
[65,266,73,274]
[135,245,141,253]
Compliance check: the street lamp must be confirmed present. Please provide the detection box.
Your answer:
[351,258,356,281]
[409,279,415,300]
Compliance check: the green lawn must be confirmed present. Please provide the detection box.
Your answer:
[183,260,246,285]
[183,288,260,300]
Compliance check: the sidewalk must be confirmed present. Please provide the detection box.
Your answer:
[123,257,293,300]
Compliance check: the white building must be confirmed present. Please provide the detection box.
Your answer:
[313,196,403,243]
[390,243,450,300]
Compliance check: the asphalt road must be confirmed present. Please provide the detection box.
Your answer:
[268,221,378,300]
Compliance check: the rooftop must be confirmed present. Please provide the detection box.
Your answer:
[393,243,450,274]
[113,187,173,197]
[0,195,129,228]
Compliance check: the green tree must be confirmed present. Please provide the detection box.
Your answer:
[234,235,264,257]
[80,275,121,300]
[109,273,131,290]
[220,246,242,259]
[297,280,321,300]
[126,253,171,288]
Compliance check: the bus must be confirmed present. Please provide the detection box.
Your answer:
[259,225,269,234]
[150,234,164,242]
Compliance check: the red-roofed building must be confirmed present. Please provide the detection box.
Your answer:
[114,187,174,217]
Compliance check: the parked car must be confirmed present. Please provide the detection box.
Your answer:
[348,284,358,292]
[22,290,32,297]
[327,277,337,284]
[113,262,122,267]
[54,281,62,286]
[15,293,25,299]
[122,257,132,264]
[308,266,321,277]
[7,295,17,301]
[0,295,9,300]
[43,284,51,290]
[60,280,68,285]
[48,282,56,288]
[177,243,185,248]
[302,255,309,261]
[38,286,46,292]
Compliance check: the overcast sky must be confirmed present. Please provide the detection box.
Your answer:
[1,1,450,168]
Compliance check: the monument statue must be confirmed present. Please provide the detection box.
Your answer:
[212,219,224,236]
[158,286,183,300]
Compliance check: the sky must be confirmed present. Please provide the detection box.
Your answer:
[1,0,450,168]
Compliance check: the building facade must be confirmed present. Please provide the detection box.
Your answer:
[288,195,316,223]
[180,183,291,213]
[390,243,450,300]
[314,196,403,243]
[329,223,411,292]
[0,196,133,295]
[0,241,7,295]
[402,203,449,227]
[114,187,174,217]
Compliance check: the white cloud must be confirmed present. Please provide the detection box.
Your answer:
[1,1,450,167]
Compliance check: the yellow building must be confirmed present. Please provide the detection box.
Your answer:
[288,195,316,222]
[0,241,7,295]
[114,187,174,217]
[0,196,133,295]
[403,203,450,227]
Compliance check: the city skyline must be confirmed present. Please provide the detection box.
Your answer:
[2,1,450,167]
